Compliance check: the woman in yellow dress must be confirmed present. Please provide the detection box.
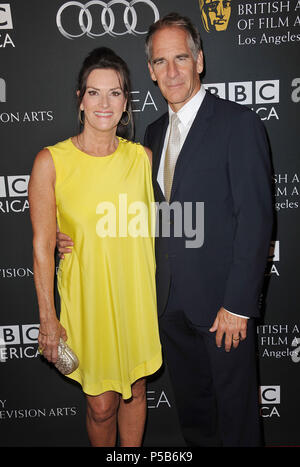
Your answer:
[28,47,162,447]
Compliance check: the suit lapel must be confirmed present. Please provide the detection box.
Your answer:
[152,113,169,202]
[152,113,169,181]
[170,92,215,202]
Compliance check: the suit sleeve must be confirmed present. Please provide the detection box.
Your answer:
[143,125,150,148]
[222,110,273,318]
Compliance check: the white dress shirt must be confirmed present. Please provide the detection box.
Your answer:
[157,86,248,320]
[157,86,206,194]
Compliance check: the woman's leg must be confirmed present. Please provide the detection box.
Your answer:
[86,391,120,447]
[117,378,147,447]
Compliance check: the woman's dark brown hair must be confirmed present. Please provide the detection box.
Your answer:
[77,47,134,140]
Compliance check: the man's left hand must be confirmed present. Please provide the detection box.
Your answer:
[209,307,247,352]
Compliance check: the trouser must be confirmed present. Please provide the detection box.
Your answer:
[159,290,262,447]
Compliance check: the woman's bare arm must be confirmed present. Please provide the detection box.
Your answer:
[28,148,66,363]
[144,146,152,167]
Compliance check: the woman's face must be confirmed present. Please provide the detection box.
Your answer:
[80,68,127,134]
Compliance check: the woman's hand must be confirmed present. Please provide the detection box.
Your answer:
[38,319,67,364]
[56,231,74,259]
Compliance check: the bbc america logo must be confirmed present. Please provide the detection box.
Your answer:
[0,3,15,48]
[259,385,280,418]
[266,240,280,277]
[260,386,280,404]
[0,324,39,346]
[204,80,280,105]
[0,4,13,29]
[0,324,39,362]
[0,175,30,214]
[0,175,29,198]
[268,240,280,262]
[56,0,160,39]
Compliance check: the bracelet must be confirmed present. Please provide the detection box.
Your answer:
[39,331,58,337]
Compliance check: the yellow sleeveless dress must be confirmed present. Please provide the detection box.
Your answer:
[48,137,162,398]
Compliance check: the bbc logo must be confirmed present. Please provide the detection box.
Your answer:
[0,4,13,29]
[268,240,280,262]
[0,175,30,197]
[0,324,39,345]
[204,80,280,105]
[0,78,5,102]
[260,386,281,404]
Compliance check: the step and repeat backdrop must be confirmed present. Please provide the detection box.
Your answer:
[1,0,299,447]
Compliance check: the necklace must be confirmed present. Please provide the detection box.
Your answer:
[76,134,118,157]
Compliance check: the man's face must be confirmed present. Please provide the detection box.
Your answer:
[148,27,203,112]
[203,0,231,31]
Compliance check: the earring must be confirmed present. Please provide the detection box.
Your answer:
[78,109,84,125]
[120,110,131,126]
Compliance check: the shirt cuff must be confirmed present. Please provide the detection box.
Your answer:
[224,308,249,319]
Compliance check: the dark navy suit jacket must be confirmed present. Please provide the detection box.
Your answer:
[144,91,273,326]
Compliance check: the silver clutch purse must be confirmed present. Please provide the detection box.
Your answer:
[55,338,79,375]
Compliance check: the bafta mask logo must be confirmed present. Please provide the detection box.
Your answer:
[199,0,232,32]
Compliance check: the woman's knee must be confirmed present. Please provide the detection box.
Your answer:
[131,378,146,401]
[87,392,120,424]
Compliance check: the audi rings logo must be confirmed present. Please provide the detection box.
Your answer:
[56,0,160,39]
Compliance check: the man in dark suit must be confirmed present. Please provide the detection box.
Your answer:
[143,13,273,447]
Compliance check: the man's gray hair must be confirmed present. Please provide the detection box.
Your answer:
[145,12,202,64]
